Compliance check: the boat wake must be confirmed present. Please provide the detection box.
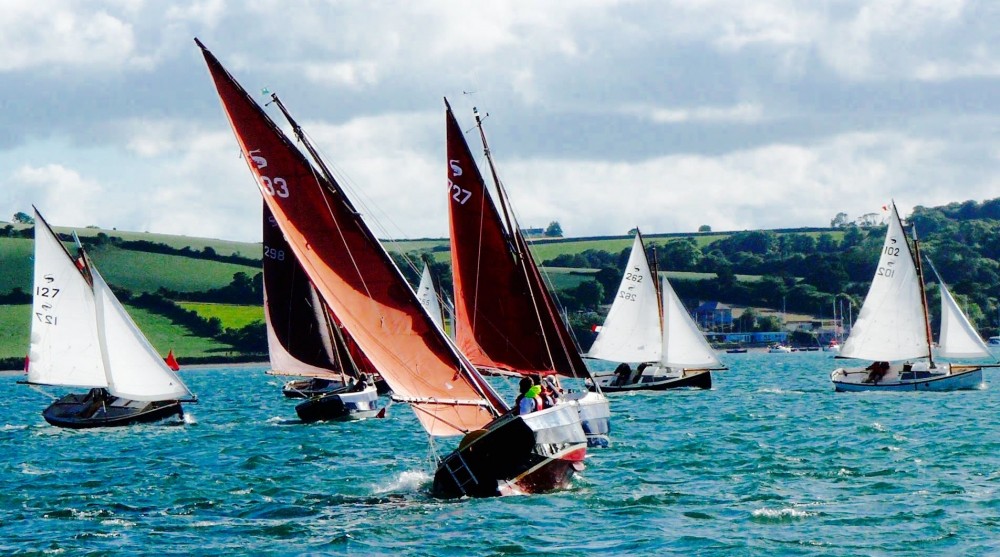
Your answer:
[373,469,431,494]
[183,413,198,425]
[751,506,813,522]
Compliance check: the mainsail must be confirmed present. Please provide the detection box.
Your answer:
[839,203,930,361]
[587,234,661,362]
[198,40,505,436]
[27,208,191,401]
[446,100,586,377]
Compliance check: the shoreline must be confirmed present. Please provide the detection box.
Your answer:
[0,361,269,376]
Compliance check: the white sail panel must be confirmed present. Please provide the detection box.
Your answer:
[587,235,662,362]
[264,299,340,378]
[92,268,191,401]
[660,276,722,368]
[416,264,444,330]
[27,211,107,389]
[839,205,929,361]
[937,283,992,359]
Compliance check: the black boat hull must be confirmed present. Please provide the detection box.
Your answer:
[295,386,380,422]
[590,369,712,393]
[42,390,184,429]
[432,404,587,498]
[283,377,391,398]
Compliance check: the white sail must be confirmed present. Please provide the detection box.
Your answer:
[937,282,992,359]
[587,234,661,362]
[92,266,191,401]
[660,276,722,368]
[416,264,444,330]
[27,210,108,389]
[839,204,929,361]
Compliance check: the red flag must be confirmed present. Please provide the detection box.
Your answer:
[591,324,603,333]
[165,349,180,371]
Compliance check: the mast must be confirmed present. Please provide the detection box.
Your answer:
[640,230,664,332]
[910,226,935,367]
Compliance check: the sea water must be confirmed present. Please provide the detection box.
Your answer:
[2,351,999,555]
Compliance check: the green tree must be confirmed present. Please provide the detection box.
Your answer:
[544,221,563,237]
[13,211,33,224]
[698,224,712,232]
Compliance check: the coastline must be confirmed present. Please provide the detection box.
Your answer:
[1,361,269,376]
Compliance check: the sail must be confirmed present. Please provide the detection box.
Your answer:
[839,204,929,361]
[198,40,505,436]
[660,275,722,368]
[416,264,445,330]
[262,203,341,377]
[27,209,107,389]
[446,101,586,377]
[937,282,992,359]
[92,267,192,401]
[587,234,661,362]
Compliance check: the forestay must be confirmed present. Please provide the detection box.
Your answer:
[839,204,929,362]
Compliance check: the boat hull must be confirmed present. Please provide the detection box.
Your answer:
[283,376,390,398]
[561,390,612,447]
[589,369,712,393]
[295,385,380,422]
[432,403,588,498]
[42,390,184,429]
[831,365,984,392]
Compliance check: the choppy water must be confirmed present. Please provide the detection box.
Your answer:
[3,351,999,555]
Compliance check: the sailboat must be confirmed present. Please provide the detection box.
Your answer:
[22,208,194,428]
[831,202,997,391]
[445,100,612,448]
[198,39,587,497]
[262,204,381,421]
[586,231,725,392]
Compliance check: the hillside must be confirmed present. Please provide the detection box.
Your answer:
[3,197,999,366]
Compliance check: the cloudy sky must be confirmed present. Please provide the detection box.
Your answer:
[2,0,997,242]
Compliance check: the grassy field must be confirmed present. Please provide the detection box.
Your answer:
[0,304,233,360]
[178,302,264,330]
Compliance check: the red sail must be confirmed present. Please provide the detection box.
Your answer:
[198,41,505,436]
[446,102,587,377]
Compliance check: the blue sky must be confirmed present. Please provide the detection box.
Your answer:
[1,0,997,242]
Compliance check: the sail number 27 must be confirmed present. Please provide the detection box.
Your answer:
[448,160,471,204]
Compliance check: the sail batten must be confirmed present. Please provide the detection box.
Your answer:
[198,41,505,436]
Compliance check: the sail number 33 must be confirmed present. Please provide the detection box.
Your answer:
[249,150,289,198]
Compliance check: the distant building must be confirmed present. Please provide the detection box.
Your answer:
[520,227,545,238]
[693,301,733,329]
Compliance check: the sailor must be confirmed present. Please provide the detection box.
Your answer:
[514,377,542,415]
[541,375,561,407]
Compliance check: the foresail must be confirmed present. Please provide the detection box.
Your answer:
[937,282,992,359]
[661,275,722,368]
[92,268,192,401]
[416,264,444,330]
[27,209,107,389]
[263,203,341,377]
[199,41,504,436]
[839,204,929,361]
[587,235,661,362]
[447,102,585,377]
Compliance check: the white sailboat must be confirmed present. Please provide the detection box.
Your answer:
[831,202,995,392]
[23,208,194,428]
[587,231,725,392]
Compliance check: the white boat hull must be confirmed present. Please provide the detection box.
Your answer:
[560,390,611,448]
[831,363,984,392]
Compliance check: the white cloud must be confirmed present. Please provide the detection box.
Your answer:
[0,2,139,72]
[10,164,105,226]
[631,102,765,124]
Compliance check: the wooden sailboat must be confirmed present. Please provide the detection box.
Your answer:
[262,204,382,420]
[416,263,446,331]
[23,208,195,428]
[831,202,996,392]
[587,231,725,392]
[197,39,587,497]
[445,100,612,448]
